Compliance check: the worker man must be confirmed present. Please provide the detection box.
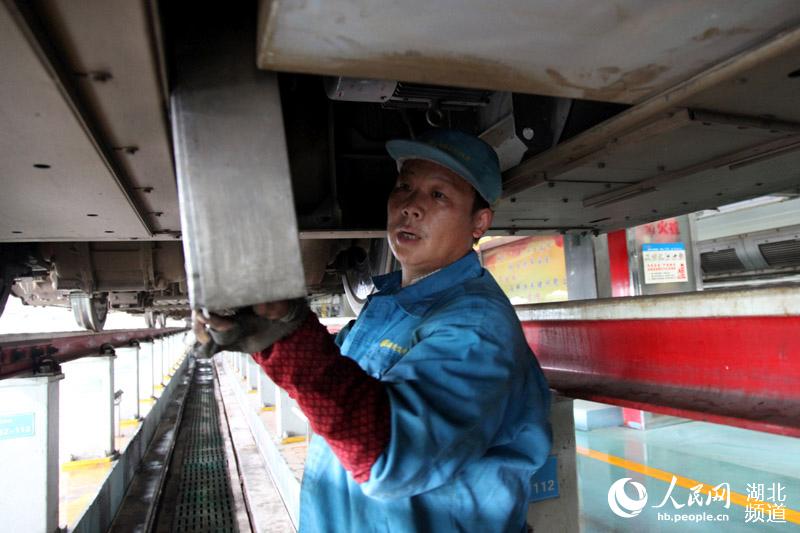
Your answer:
[197,129,552,532]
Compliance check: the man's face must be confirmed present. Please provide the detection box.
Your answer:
[387,159,492,284]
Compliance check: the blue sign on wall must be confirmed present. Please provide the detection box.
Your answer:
[530,454,559,502]
[642,242,685,252]
[0,413,35,441]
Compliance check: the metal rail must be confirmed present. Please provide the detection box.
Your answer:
[519,286,800,437]
[0,328,188,379]
[6,284,797,438]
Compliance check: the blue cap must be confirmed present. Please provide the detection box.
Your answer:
[386,129,502,205]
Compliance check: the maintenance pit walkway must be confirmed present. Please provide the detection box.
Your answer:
[152,359,242,532]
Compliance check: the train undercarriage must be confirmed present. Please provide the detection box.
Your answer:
[2,1,800,328]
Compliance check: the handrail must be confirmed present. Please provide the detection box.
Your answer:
[519,287,800,437]
[0,328,189,379]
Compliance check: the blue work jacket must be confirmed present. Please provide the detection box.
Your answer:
[299,251,552,532]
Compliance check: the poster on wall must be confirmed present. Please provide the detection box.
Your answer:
[642,243,688,284]
[481,236,568,304]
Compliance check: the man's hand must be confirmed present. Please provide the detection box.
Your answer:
[193,301,292,341]
[194,310,236,333]
[193,299,309,354]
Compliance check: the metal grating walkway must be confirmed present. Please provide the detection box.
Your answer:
[157,359,239,532]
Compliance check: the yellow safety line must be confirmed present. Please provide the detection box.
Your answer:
[154,384,165,391]
[260,406,275,412]
[576,445,800,525]
[247,389,257,394]
[61,456,114,471]
[119,418,140,428]
[139,398,155,404]
[281,435,307,445]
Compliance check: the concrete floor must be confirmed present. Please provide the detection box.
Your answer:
[577,421,800,531]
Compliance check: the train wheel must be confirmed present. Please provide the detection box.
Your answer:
[70,292,108,332]
[342,239,395,315]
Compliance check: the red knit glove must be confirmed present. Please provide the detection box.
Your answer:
[253,313,390,483]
